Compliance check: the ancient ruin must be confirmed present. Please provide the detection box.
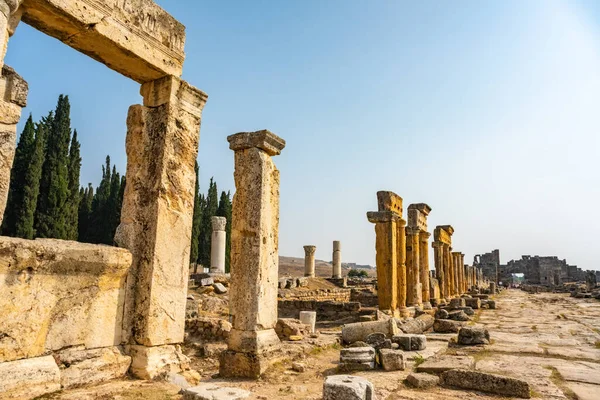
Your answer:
[210,216,227,274]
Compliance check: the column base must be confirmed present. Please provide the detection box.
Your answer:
[219,349,283,378]
[422,301,433,310]
[126,344,190,379]
[398,306,412,318]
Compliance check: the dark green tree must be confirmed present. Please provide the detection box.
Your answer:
[89,156,112,244]
[1,115,36,236]
[190,161,202,268]
[36,95,72,239]
[198,177,218,267]
[216,190,232,272]
[106,165,121,242]
[65,129,81,240]
[78,183,93,241]
[15,122,47,239]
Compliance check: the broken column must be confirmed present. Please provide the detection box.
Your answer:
[115,76,207,378]
[219,130,285,378]
[367,191,408,317]
[452,252,461,295]
[210,216,227,273]
[408,203,432,309]
[432,242,445,299]
[434,225,454,300]
[304,245,316,277]
[405,226,421,308]
[332,240,342,278]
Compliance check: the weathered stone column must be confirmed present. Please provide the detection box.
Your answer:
[210,216,227,273]
[115,76,207,379]
[304,245,316,277]
[0,65,27,225]
[460,253,466,293]
[0,1,23,71]
[405,227,421,308]
[420,231,431,308]
[443,244,452,298]
[432,242,444,298]
[332,240,342,278]
[452,252,460,295]
[219,130,285,378]
[367,191,408,317]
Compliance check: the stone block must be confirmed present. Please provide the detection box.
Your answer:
[406,372,440,388]
[340,347,376,371]
[377,191,402,214]
[0,355,60,399]
[458,306,475,316]
[183,383,252,400]
[392,334,427,351]
[299,311,316,333]
[398,314,434,334]
[275,318,310,340]
[342,319,398,344]
[219,349,280,379]
[464,298,481,309]
[458,326,490,345]
[366,332,388,349]
[296,277,309,287]
[416,355,475,374]
[435,309,449,319]
[126,344,190,379]
[54,346,131,389]
[379,349,405,371]
[285,278,297,289]
[323,375,375,400]
[213,282,228,294]
[278,278,287,289]
[448,310,470,321]
[440,369,531,398]
[448,298,466,309]
[199,277,214,286]
[433,319,466,333]
[0,237,132,363]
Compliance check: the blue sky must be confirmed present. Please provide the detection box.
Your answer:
[5,1,600,270]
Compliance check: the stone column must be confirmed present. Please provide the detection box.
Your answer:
[115,76,207,378]
[219,130,285,378]
[452,252,460,295]
[210,216,227,273]
[0,64,27,225]
[460,253,466,293]
[419,231,431,308]
[405,227,421,308]
[304,245,316,277]
[443,244,452,299]
[432,242,444,299]
[332,240,342,278]
[0,1,23,71]
[368,191,408,317]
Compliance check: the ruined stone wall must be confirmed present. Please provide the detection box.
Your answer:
[475,249,500,281]
[277,300,361,322]
[278,288,351,302]
[350,288,379,307]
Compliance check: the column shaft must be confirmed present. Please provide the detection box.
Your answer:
[304,245,316,277]
[332,241,342,278]
[419,233,430,306]
[210,216,227,273]
[406,229,421,307]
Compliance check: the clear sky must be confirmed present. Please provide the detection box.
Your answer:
[5,1,600,270]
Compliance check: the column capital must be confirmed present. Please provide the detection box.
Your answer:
[140,75,208,117]
[228,130,286,156]
[211,216,226,231]
[407,203,432,216]
[303,245,316,255]
[406,227,420,236]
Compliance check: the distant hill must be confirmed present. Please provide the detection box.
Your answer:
[278,256,376,278]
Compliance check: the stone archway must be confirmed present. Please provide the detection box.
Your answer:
[0,0,208,390]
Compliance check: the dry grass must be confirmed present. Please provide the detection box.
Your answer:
[545,366,577,400]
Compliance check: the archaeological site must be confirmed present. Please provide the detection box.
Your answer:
[0,1,599,400]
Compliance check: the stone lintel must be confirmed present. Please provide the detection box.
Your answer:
[377,191,403,214]
[452,251,461,256]
[227,130,286,156]
[367,210,403,224]
[21,0,186,83]
[140,75,208,117]
[408,203,432,216]
[438,225,454,235]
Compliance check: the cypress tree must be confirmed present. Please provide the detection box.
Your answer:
[14,120,46,239]
[78,183,93,241]
[216,190,232,272]
[89,156,112,244]
[190,161,202,268]
[198,177,218,268]
[106,166,121,243]
[2,115,36,236]
[65,129,81,240]
[36,95,72,239]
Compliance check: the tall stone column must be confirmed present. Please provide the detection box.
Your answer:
[332,240,342,278]
[210,216,227,273]
[304,245,316,277]
[219,130,285,378]
[368,191,407,317]
[460,253,466,292]
[452,252,460,295]
[432,242,444,298]
[443,244,452,299]
[419,231,431,308]
[115,76,207,379]
[405,227,421,307]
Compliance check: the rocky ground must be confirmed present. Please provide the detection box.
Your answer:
[46,289,600,399]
